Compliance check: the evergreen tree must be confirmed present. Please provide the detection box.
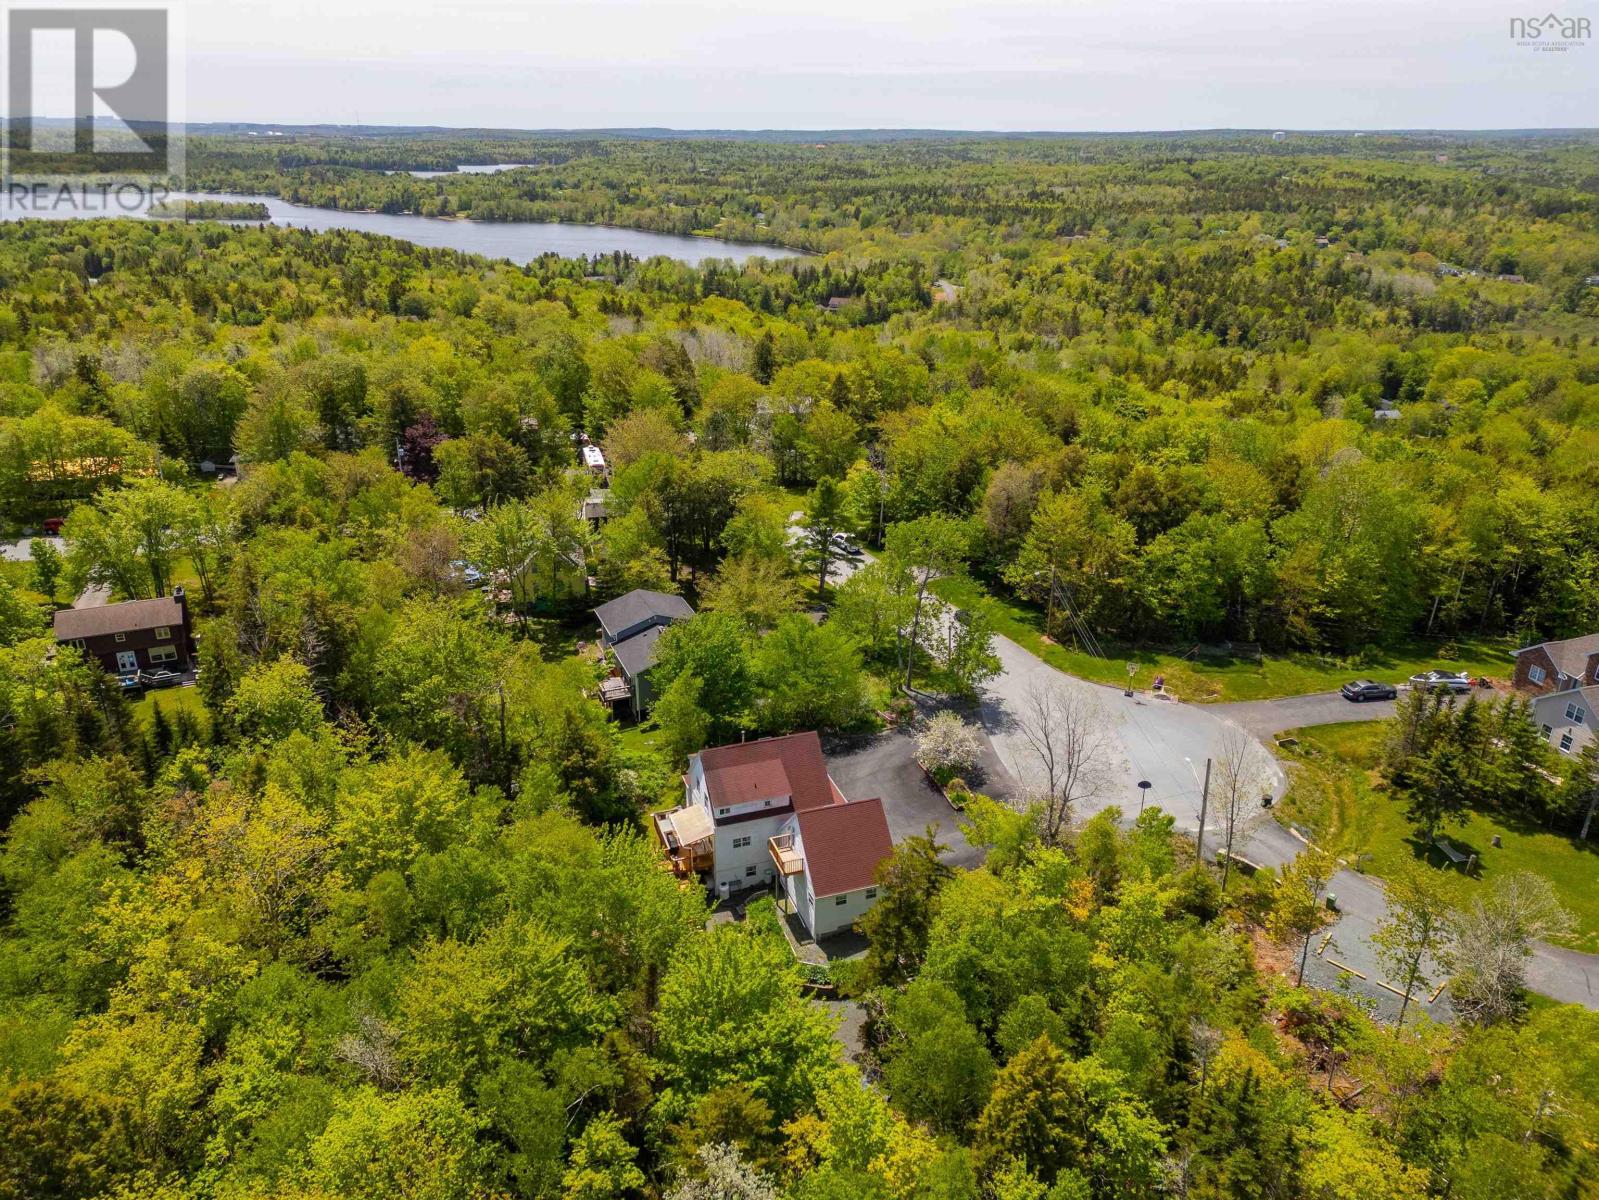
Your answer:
[973,1035,1088,1184]
[862,830,953,986]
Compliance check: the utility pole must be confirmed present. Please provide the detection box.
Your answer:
[1196,757,1212,865]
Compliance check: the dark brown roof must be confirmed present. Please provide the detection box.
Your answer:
[700,731,836,815]
[798,799,893,897]
[54,596,183,641]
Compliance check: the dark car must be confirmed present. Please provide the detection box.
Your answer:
[1341,679,1398,702]
[1408,670,1471,694]
[139,669,183,689]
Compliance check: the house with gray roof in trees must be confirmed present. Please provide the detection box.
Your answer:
[652,731,894,940]
[593,588,694,719]
[53,589,195,680]
[1511,633,1599,759]
[1511,633,1599,697]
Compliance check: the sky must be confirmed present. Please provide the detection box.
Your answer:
[168,0,1599,130]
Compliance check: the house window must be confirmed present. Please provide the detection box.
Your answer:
[114,632,126,642]
[1542,725,1554,737]
[155,626,171,640]
[864,887,877,899]
[148,645,178,665]
[1558,732,1574,753]
[744,864,757,877]
[718,808,729,816]
[1528,665,1546,685]
[1566,702,1587,723]
[69,638,85,649]
[732,835,751,849]
[835,895,847,905]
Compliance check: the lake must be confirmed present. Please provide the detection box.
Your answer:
[401,163,540,178]
[0,188,804,266]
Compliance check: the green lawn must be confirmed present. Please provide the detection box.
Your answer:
[1275,721,1599,953]
[517,614,590,661]
[927,575,1512,703]
[776,484,811,517]
[130,684,209,736]
[616,722,665,758]
[0,558,72,607]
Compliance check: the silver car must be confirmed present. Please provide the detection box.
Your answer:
[1408,670,1471,694]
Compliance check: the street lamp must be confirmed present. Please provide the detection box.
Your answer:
[1183,755,1213,863]
[1125,661,1138,697]
[1137,780,1152,815]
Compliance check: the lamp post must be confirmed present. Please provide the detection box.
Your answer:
[1137,780,1152,815]
[1184,756,1213,864]
[1125,661,1137,697]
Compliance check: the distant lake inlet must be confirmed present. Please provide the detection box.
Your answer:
[0,186,806,266]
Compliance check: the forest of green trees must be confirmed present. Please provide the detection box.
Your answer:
[2,132,1599,1199]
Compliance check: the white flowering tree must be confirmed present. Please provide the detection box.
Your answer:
[916,711,985,785]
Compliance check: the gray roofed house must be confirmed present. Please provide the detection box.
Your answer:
[595,589,695,645]
[54,591,196,680]
[1512,633,1599,696]
[54,595,185,642]
[610,623,668,679]
[580,491,610,531]
[595,589,695,718]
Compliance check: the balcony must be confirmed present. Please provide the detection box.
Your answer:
[768,832,804,876]
[652,806,714,879]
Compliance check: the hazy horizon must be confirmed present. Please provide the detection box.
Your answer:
[166,0,1593,131]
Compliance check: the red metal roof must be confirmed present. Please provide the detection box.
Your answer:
[700,731,836,814]
[708,759,791,808]
[797,798,893,898]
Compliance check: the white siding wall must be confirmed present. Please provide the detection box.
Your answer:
[686,755,797,891]
[711,813,792,891]
[783,869,805,915]
[808,883,880,938]
[1533,692,1598,756]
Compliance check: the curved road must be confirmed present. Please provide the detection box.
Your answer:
[968,634,1597,1016]
[1212,690,1398,738]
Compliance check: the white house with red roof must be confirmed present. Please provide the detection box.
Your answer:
[652,731,894,939]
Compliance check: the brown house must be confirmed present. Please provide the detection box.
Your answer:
[54,588,196,678]
[1510,633,1599,697]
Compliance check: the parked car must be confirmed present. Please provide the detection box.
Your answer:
[1340,679,1398,702]
[139,668,183,689]
[830,534,863,557]
[1409,669,1472,694]
[450,559,486,587]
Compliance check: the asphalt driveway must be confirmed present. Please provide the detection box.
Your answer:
[825,727,988,870]
[951,631,1596,1016]
[977,633,1288,837]
[1212,690,1398,738]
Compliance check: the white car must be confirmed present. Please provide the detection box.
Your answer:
[1408,670,1471,694]
[450,560,486,587]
